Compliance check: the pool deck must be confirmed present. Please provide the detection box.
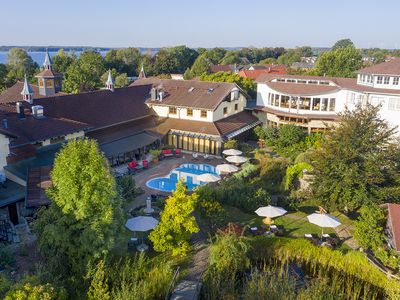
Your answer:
[131,154,224,208]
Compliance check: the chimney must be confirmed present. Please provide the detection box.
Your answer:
[16,102,25,119]
[159,90,164,101]
[2,119,8,129]
[150,87,157,100]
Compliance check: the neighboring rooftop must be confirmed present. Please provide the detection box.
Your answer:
[0,81,67,104]
[357,58,400,75]
[387,203,400,252]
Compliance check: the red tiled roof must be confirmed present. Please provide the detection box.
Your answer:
[131,78,236,110]
[256,74,400,96]
[387,203,400,251]
[214,111,260,136]
[32,85,152,129]
[210,65,235,73]
[266,82,339,96]
[0,81,67,104]
[0,104,90,147]
[357,58,400,75]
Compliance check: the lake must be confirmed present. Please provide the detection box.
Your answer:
[0,51,109,65]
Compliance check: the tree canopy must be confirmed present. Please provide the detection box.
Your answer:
[153,45,198,75]
[314,45,362,77]
[34,139,122,281]
[149,181,199,256]
[63,51,105,93]
[332,38,355,50]
[6,48,39,83]
[311,104,400,212]
[52,49,77,75]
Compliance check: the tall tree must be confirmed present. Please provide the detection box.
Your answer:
[149,181,199,256]
[311,104,400,212]
[314,46,362,77]
[34,139,122,281]
[6,48,38,83]
[153,45,198,75]
[52,49,77,75]
[184,53,211,79]
[332,38,355,50]
[63,51,105,93]
[0,64,8,91]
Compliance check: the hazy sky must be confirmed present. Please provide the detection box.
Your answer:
[1,0,399,49]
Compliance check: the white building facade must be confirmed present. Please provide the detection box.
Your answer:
[254,58,400,133]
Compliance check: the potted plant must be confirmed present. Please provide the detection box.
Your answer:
[149,149,162,164]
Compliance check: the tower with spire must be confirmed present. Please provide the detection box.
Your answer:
[21,75,34,104]
[35,49,63,96]
[105,70,115,92]
[138,64,146,79]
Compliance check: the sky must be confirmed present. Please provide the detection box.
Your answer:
[1,0,400,49]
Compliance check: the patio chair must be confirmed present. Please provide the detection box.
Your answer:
[192,152,199,160]
[175,149,182,157]
[142,160,149,169]
[304,233,320,245]
[270,224,283,235]
[162,149,174,158]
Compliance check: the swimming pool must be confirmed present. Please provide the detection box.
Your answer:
[146,163,218,192]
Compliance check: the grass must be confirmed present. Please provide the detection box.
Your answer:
[222,203,356,239]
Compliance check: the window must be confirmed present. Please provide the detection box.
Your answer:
[46,79,53,87]
[223,107,228,115]
[39,79,44,87]
[368,75,373,83]
[384,77,390,84]
[388,98,400,111]
[312,98,321,111]
[287,79,296,83]
[187,108,193,116]
[329,98,336,111]
[319,81,329,85]
[281,95,290,108]
[169,107,177,114]
[394,77,399,85]
[307,80,318,84]
[377,76,383,84]
[321,98,329,111]
[234,104,238,111]
[297,80,307,84]
[201,110,207,118]
[299,97,311,110]
[277,78,285,82]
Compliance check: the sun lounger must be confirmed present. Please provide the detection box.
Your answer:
[304,233,320,245]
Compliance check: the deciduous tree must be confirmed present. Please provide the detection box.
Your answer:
[63,51,105,93]
[6,48,38,83]
[52,49,76,75]
[149,181,199,256]
[311,104,400,212]
[34,139,122,280]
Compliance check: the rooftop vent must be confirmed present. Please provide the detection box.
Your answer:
[188,87,194,93]
[207,88,214,94]
[32,105,44,119]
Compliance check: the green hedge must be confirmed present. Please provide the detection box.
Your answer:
[249,237,400,299]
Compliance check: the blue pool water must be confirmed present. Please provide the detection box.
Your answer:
[146,163,217,192]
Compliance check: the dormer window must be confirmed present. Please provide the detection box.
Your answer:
[377,76,383,84]
[169,107,177,114]
[223,107,228,115]
[231,87,239,101]
[384,77,390,85]
[201,110,207,118]
[394,77,399,85]
[187,108,193,116]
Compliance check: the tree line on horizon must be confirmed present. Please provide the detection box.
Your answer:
[1,39,400,95]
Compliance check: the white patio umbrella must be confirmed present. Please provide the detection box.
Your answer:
[307,213,341,234]
[226,155,247,164]
[125,216,159,251]
[216,164,239,174]
[222,149,243,156]
[125,216,159,232]
[197,173,221,183]
[255,205,287,218]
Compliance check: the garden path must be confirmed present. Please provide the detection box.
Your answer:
[170,222,209,300]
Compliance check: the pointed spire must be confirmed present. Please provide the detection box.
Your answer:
[105,70,114,91]
[138,64,146,79]
[43,48,52,70]
[21,75,34,104]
